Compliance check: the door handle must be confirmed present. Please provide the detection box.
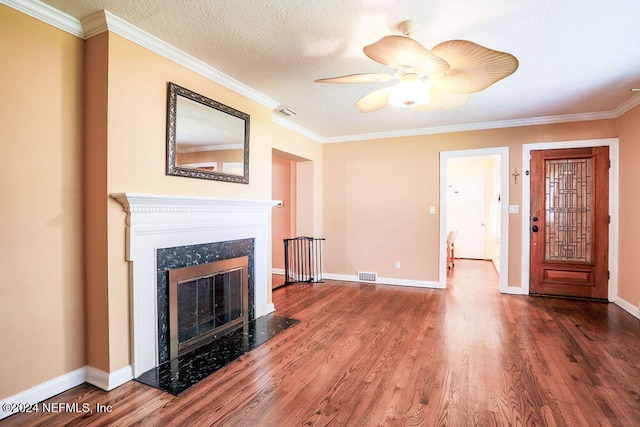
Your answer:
[532,225,539,232]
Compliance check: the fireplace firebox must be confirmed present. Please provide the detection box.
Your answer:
[168,256,249,360]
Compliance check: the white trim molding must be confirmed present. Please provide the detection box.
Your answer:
[614,297,640,321]
[0,0,84,37]
[81,10,279,110]
[0,368,86,421]
[0,365,134,421]
[323,273,442,289]
[0,1,279,110]
[85,365,133,392]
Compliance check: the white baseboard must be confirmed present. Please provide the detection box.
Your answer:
[0,364,134,421]
[323,273,442,289]
[266,302,275,314]
[0,367,86,421]
[505,286,527,295]
[86,365,133,391]
[272,268,285,275]
[614,297,640,320]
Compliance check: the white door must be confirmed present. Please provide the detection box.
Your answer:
[456,177,486,259]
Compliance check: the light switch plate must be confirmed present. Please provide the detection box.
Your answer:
[429,206,436,215]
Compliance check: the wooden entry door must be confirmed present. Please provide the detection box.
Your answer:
[529,147,609,299]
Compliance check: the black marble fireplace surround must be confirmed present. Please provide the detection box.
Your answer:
[138,238,299,395]
[155,239,255,364]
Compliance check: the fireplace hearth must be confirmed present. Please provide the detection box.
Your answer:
[136,313,298,395]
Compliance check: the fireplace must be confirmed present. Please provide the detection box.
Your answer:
[111,193,279,377]
[155,239,255,365]
[169,256,249,359]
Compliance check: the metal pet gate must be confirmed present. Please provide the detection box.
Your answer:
[283,237,325,285]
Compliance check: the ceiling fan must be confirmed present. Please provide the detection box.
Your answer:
[315,20,518,113]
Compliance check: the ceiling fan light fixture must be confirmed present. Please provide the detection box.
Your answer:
[389,79,431,107]
[316,20,518,112]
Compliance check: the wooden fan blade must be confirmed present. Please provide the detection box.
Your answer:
[410,85,471,112]
[430,40,518,93]
[364,36,449,75]
[315,73,394,84]
[355,87,393,113]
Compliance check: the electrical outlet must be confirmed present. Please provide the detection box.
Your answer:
[429,206,436,215]
[395,261,401,269]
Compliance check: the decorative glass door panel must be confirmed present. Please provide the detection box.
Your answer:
[544,158,593,263]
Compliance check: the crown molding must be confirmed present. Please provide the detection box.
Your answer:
[321,110,618,143]
[0,0,83,37]
[3,1,280,110]
[272,113,324,143]
[79,9,108,39]
[613,92,640,117]
[82,10,280,110]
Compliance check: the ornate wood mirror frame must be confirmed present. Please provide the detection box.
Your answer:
[167,82,250,183]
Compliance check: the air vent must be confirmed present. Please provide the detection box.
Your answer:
[276,107,298,117]
[358,271,378,282]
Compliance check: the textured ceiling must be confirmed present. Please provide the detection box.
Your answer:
[36,0,640,141]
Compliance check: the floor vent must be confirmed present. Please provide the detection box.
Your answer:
[358,271,378,282]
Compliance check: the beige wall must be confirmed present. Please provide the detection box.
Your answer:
[322,120,618,286]
[0,6,85,398]
[83,32,110,374]
[617,104,640,307]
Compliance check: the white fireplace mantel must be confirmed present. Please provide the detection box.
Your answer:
[111,193,279,377]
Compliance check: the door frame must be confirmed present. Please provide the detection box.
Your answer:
[439,147,510,292]
[521,138,619,300]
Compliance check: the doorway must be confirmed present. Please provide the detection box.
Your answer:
[440,147,510,292]
[521,138,619,300]
[529,147,609,299]
[272,153,296,288]
[271,149,315,289]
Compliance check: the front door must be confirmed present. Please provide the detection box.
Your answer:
[529,147,609,299]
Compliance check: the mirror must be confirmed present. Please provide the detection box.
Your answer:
[167,82,250,183]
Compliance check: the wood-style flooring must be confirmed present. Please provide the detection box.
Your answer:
[2,260,640,426]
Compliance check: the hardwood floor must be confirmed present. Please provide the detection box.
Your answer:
[3,260,640,426]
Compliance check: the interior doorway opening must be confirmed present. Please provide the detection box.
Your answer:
[440,147,510,292]
[271,148,315,289]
